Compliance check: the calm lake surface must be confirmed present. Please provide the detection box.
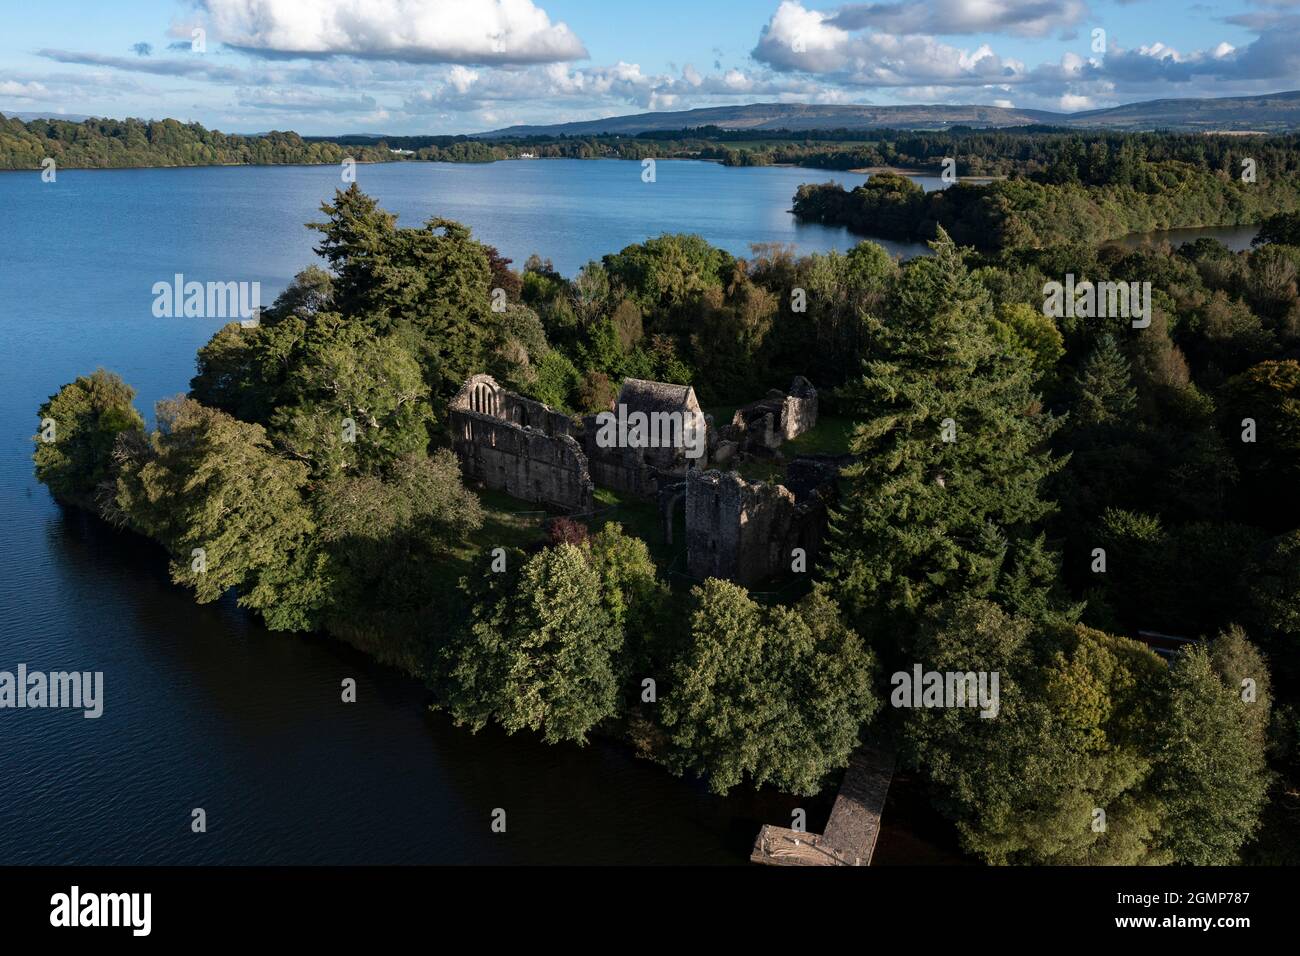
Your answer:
[1113,223,1260,252]
[0,159,956,865]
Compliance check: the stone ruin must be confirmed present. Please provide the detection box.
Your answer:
[579,378,709,498]
[449,371,842,588]
[659,453,848,588]
[717,376,818,462]
[449,374,594,512]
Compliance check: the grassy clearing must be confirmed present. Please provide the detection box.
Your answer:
[784,415,855,457]
[592,486,685,568]
[727,415,856,486]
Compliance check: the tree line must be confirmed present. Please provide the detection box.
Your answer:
[0,114,396,169]
[793,164,1300,252]
[14,112,1300,179]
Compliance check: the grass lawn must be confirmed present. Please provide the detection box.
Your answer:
[592,486,685,568]
[783,414,855,456]
[727,415,856,486]
[441,484,685,571]
[433,487,551,599]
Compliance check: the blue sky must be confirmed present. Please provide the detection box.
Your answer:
[1,0,1296,134]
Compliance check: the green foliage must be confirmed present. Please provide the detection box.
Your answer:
[769,242,898,386]
[1254,211,1300,248]
[188,266,344,426]
[1155,632,1272,864]
[1245,531,1300,640]
[688,262,780,398]
[601,234,735,313]
[313,450,484,643]
[1072,334,1138,429]
[483,303,551,394]
[0,114,396,169]
[111,397,321,628]
[1220,359,1300,529]
[1089,509,1264,636]
[610,299,644,351]
[270,324,434,477]
[441,543,622,745]
[825,233,1063,639]
[901,598,1198,865]
[33,369,144,505]
[31,170,1300,849]
[310,185,493,397]
[317,450,483,544]
[988,302,1065,383]
[530,349,582,410]
[662,581,878,795]
[191,317,306,425]
[795,164,1300,252]
[585,523,665,633]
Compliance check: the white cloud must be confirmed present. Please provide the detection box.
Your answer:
[447,66,479,93]
[828,0,1089,38]
[751,1,1300,112]
[753,2,1017,86]
[403,60,836,114]
[195,0,588,64]
[0,80,50,99]
[234,88,378,112]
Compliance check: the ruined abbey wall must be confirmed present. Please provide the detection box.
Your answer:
[579,379,708,499]
[449,375,594,512]
[579,429,664,499]
[450,373,836,587]
[780,375,819,441]
[725,376,819,456]
[684,469,828,587]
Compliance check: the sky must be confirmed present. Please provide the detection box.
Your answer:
[0,0,1298,135]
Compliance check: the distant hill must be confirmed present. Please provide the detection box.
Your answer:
[480,91,1300,138]
[1066,91,1300,131]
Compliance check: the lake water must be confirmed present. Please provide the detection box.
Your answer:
[1112,223,1260,252]
[0,159,952,865]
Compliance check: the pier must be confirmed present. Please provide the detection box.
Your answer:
[750,743,895,866]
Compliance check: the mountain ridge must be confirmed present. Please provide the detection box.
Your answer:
[477,90,1300,138]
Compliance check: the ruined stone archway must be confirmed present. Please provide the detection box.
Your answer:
[658,482,687,545]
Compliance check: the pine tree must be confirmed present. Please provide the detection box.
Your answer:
[310,187,493,397]
[825,231,1063,643]
[309,184,399,316]
[1072,334,1138,430]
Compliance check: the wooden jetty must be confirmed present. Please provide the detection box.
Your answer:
[750,743,895,867]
